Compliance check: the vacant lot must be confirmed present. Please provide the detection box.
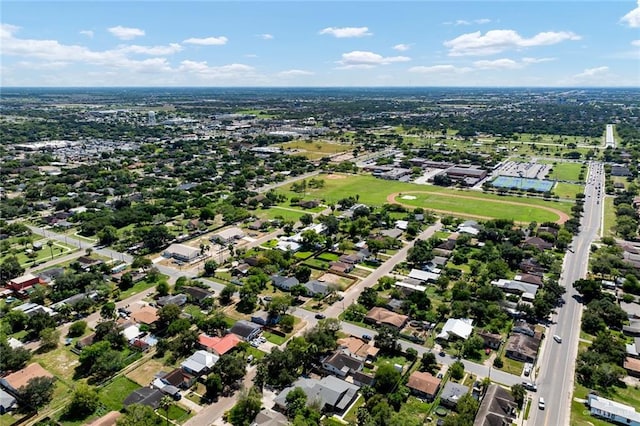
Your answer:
[125,358,167,386]
[547,162,584,182]
[100,377,141,411]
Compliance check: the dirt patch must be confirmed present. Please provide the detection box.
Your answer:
[386,191,570,225]
[325,174,346,180]
[126,358,167,386]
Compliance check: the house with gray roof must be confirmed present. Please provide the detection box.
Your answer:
[0,389,16,414]
[473,384,517,426]
[271,275,300,291]
[180,350,219,376]
[274,376,359,415]
[322,352,364,378]
[304,280,331,297]
[440,382,470,408]
[230,320,262,341]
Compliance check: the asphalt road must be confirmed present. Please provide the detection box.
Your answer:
[528,161,604,426]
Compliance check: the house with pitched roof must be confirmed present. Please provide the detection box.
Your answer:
[473,384,517,426]
[274,376,359,415]
[406,371,441,401]
[180,350,219,376]
[0,363,55,396]
[198,333,241,356]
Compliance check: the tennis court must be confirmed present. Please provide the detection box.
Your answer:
[491,175,555,192]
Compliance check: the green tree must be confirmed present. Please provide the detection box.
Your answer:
[100,301,116,320]
[511,383,526,408]
[204,260,218,276]
[285,387,307,419]
[205,373,224,400]
[157,303,182,327]
[39,327,60,351]
[65,384,99,419]
[116,404,163,426]
[374,363,401,393]
[227,387,262,426]
[156,280,170,297]
[17,376,56,413]
[97,225,118,245]
[219,284,236,305]
[450,361,465,381]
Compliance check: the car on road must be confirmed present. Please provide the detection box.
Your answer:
[439,350,446,357]
[315,313,326,319]
[263,296,272,302]
[553,334,562,343]
[522,382,537,391]
[362,334,372,342]
[538,397,545,410]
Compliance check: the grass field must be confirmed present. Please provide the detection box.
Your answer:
[278,140,352,160]
[602,196,616,239]
[547,162,584,182]
[255,206,307,222]
[100,377,141,411]
[276,174,572,222]
[554,183,584,199]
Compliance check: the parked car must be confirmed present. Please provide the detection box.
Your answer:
[522,382,537,392]
[315,313,326,319]
[362,334,372,342]
[538,397,545,410]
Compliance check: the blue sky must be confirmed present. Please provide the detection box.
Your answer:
[1,1,639,87]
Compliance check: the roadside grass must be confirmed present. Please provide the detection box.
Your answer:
[553,183,583,199]
[275,175,571,223]
[100,376,141,411]
[343,395,365,424]
[1,240,78,268]
[602,196,616,238]
[165,404,193,423]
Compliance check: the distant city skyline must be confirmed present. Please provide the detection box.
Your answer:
[1,1,639,87]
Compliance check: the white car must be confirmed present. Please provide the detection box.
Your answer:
[538,397,545,410]
[553,335,562,343]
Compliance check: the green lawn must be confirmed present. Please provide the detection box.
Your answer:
[165,404,193,423]
[276,174,571,223]
[547,162,584,182]
[118,277,161,299]
[317,252,340,262]
[602,196,615,238]
[553,183,583,199]
[343,395,365,424]
[497,357,523,376]
[1,240,78,268]
[99,377,141,411]
[255,206,306,222]
[263,331,286,345]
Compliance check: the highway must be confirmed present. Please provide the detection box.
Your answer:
[528,161,604,426]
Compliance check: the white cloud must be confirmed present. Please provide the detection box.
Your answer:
[108,25,145,40]
[455,20,471,26]
[337,51,410,68]
[575,66,609,78]
[475,18,491,24]
[474,58,522,69]
[245,54,258,58]
[319,27,372,38]
[393,44,411,51]
[409,64,472,74]
[522,57,555,64]
[277,69,315,77]
[621,0,640,27]
[1,23,19,39]
[259,33,274,40]
[118,43,182,55]
[632,39,640,47]
[177,61,255,78]
[183,36,228,46]
[444,29,581,56]
[79,30,94,38]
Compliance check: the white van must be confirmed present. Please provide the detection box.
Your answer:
[553,335,562,343]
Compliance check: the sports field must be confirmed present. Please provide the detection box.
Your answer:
[491,176,555,192]
[278,174,572,223]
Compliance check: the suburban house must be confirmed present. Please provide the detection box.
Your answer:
[408,269,440,283]
[626,337,640,357]
[522,236,554,251]
[230,320,262,341]
[338,254,361,265]
[395,279,427,294]
[473,384,517,426]
[0,389,16,414]
[624,357,640,378]
[505,333,541,363]
[163,244,200,263]
[150,377,181,399]
[322,351,364,378]
[271,275,300,291]
[0,363,55,395]
[437,318,474,341]
[210,227,245,244]
[159,368,195,389]
[380,228,403,239]
[183,286,214,304]
[251,408,289,426]
[587,394,640,426]
[12,303,55,318]
[180,350,219,376]
[86,411,121,426]
[477,331,502,350]
[131,306,159,326]
[7,273,43,292]
[274,376,360,415]
[329,261,354,274]
[157,294,188,307]
[491,279,539,302]
[198,333,242,356]
[406,371,441,401]
[511,320,536,337]
[441,382,470,408]
[37,267,64,284]
[123,387,164,409]
[304,280,331,297]
[515,273,544,287]
[251,309,280,326]
[336,336,379,361]
[364,307,409,330]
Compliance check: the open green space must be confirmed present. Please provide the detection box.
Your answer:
[602,196,616,239]
[553,183,583,199]
[277,140,351,160]
[263,331,286,345]
[547,162,584,182]
[256,206,306,222]
[118,276,164,299]
[99,376,141,411]
[276,174,572,224]
[497,356,523,376]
